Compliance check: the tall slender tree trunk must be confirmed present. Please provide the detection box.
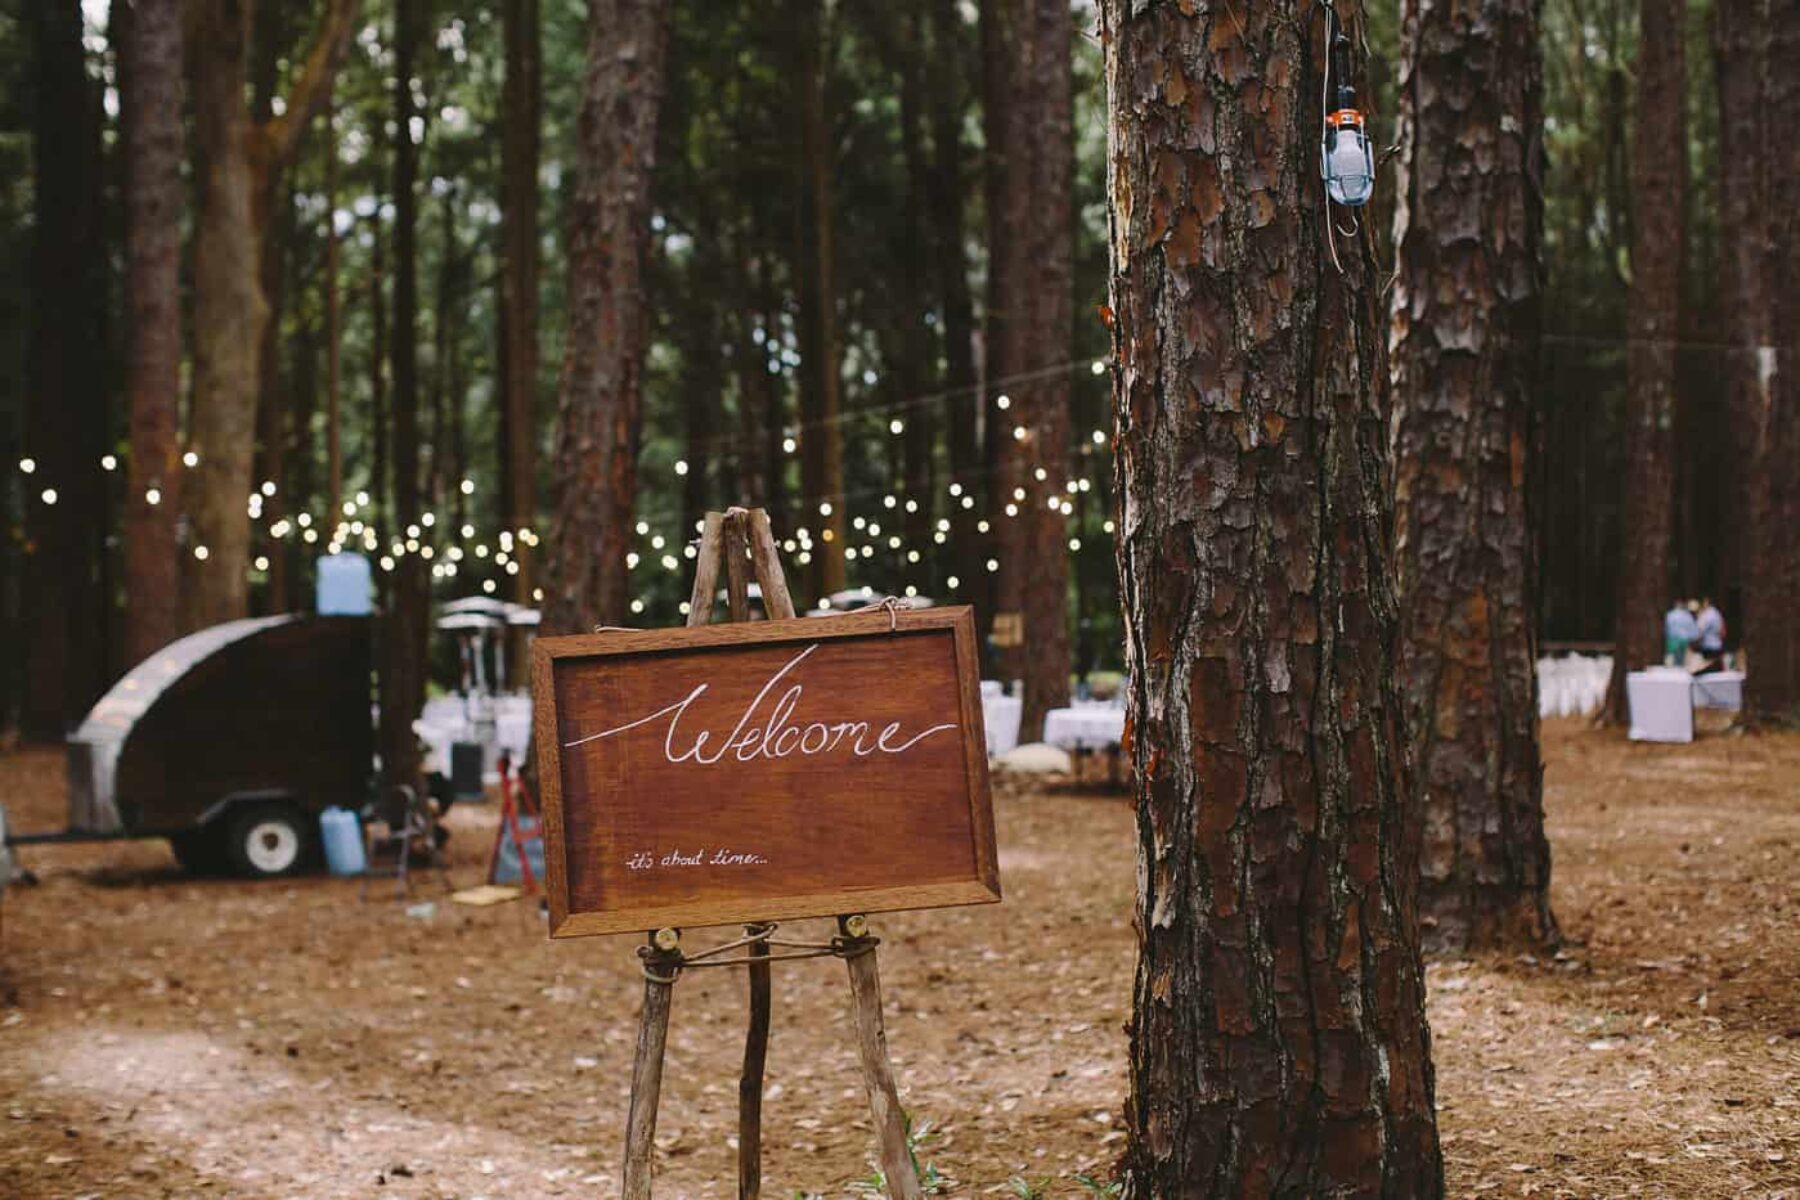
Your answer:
[380,0,428,791]
[543,0,672,635]
[1101,2,1444,1193]
[501,0,541,637]
[795,0,846,603]
[980,0,1014,667]
[994,0,1073,739]
[931,0,980,605]
[1715,0,1781,715]
[369,215,389,546]
[184,0,360,629]
[896,16,938,583]
[1389,0,1557,952]
[1747,0,1800,721]
[24,0,109,735]
[1605,0,1686,719]
[325,86,344,530]
[122,0,184,665]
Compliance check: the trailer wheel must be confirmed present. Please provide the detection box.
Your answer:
[225,803,311,878]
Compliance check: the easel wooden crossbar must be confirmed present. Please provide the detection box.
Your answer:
[619,507,922,1200]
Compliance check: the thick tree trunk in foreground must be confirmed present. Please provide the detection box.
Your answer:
[543,0,672,635]
[1604,0,1685,719]
[794,0,846,603]
[123,0,185,665]
[1746,0,1800,721]
[185,0,359,629]
[1000,0,1073,743]
[1389,0,1557,952]
[1102,2,1443,1194]
[501,0,542,636]
[24,0,109,735]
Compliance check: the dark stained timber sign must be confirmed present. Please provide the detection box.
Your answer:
[531,606,1000,938]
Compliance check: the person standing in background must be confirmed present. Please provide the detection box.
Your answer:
[1665,599,1699,665]
[1696,596,1725,668]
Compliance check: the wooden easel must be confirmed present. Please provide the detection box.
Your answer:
[620,507,921,1200]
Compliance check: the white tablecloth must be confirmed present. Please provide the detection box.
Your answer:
[1691,670,1745,710]
[982,692,1022,757]
[1627,668,1695,743]
[1043,703,1126,751]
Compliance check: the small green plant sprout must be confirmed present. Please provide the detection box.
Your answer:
[1073,1171,1123,1198]
[1005,1175,1053,1199]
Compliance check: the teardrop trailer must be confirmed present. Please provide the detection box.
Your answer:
[5,614,375,878]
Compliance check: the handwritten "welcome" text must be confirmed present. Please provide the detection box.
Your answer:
[563,643,957,765]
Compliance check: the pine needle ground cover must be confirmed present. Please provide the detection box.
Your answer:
[0,720,1794,1196]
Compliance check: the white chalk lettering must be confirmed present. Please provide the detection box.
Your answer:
[564,642,957,764]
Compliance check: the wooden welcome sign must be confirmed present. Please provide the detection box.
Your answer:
[531,606,1000,938]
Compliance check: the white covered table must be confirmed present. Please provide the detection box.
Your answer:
[1627,668,1695,743]
[1691,670,1745,710]
[1043,702,1126,751]
[982,689,1022,757]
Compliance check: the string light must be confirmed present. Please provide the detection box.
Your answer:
[460,478,475,495]
[183,451,199,468]
[674,459,689,476]
[19,457,36,474]
[100,454,117,471]
[194,545,210,561]
[40,487,58,505]
[995,394,1011,410]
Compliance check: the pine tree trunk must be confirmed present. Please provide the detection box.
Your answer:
[543,0,672,635]
[501,0,541,635]
[1101,2,1444,1193]
[380,0,428,791]
[24,0,109,735]
[1001,0,1073,743]
[325,86,344,527]
[1389,0,1557,953]
[122,0,185,665]
[1605,0,1685,718]
[930,0,980,605]
[185,0,359,629]
[795,0,846,603]
[1747,0,1800,721]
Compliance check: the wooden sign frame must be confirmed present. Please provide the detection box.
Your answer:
[531,602,999,940]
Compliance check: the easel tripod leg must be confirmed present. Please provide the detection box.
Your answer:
[842,934,923,1200]
[738,922,772,1200]
[623,948,680,1200]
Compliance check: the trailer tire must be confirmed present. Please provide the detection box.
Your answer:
[225,803,312,879]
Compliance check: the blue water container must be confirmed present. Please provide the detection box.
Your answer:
[316,552,374,616]
[319,806,366,876]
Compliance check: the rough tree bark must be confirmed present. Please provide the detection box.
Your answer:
[1746,0,1799,721]
[123,0,185,665]
[24,0,110,735]
[1711,0,1769,615]
[1101,1,1445,1194]
[184,0,359,630]
[1389,0,1557,952]
[794,0,846,603]
[999,0,1073,743]
[379,0,428,792]
[542,0,672,635]
[930,0,981,604]
[1604,0,1685,719]
[501,0,541,638]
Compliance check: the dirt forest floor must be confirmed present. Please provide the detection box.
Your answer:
[1,719,1796,1199]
